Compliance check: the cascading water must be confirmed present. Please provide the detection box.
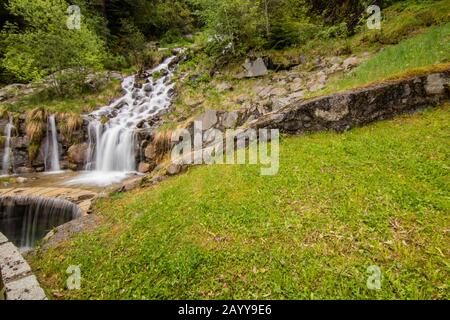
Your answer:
[0,196,82,251]
[1,116,14,176]
[67,52,181,186]
[44,115,61,172]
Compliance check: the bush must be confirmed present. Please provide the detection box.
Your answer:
[1,0,104,95]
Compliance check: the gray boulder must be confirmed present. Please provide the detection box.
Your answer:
[242,58,268,78]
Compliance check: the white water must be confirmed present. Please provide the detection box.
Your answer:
[66,53,180,186]
[44,115,62,173]
[1,116,14,176]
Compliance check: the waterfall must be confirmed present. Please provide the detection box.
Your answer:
[1,116,14,176]
[67,52,180,186]
[0,196,82,251]
[44,115,61,172]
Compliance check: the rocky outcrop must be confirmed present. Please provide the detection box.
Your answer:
[249,71,450,133]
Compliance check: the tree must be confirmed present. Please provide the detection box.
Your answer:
[189,0,264,58]
[1,0,105,95]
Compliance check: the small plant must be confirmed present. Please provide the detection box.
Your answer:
[57,112,83,144]
[25,107,47,144]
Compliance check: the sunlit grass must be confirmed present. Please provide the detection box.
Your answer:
[323,23,450,93]
[29,104,450,300]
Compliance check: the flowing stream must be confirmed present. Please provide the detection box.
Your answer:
[1,116,14,176]
[44,115,61,173]
[67,52,180,186]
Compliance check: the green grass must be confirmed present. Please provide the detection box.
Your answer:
[29,104,450,300]
[324,23,450,93]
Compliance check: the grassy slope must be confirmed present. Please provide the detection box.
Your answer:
[0,79,122,115]
[30,104,450,300]
[323,22,450,94]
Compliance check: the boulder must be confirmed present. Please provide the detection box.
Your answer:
[68,143,88,165]
[195,110,218,131]
[120,177,143,192]
[144,144,157,160]
[138,162,152,173]
[343,56,359,70]
[222,111,239,129]
[242,58,268,78]
[166,163,182,176]
[143,83,153,92]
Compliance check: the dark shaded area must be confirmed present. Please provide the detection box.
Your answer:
[0,196,81,249]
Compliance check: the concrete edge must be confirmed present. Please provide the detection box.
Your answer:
[0,231,47,300]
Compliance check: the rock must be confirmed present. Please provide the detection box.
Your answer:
[343,56,359,70]
[138,162,152,173]
[166,163,183,176]
[143,83,153,92]
[11,136,28,149]
[233,94,248,105]
[120,177,143,192]
[16,177,27,184]
[290,80,304,92]
[185,98,204,108]
[68,143,88,165]
[307,72,327,92]
[195,110,218,131]
[216,82,233,92]
[15,167,34,174]
[222,111,239,129]
[269,87,288,97]
[425,74,446,95]
[151,175,167,184]
[144,144,157,160]
[287,90,305,102]
[258,86,274,98]
[328,56,343,65]
[108,71,123,81]
[328,63,343,74]
[308,83,325,92]
[272,98,290,111]
[242,58,268,78]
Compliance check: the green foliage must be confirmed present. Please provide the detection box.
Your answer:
[356,0,450,45]
[191,0,265,58]
[1,0,105,96]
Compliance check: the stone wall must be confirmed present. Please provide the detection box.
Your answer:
[249,71,450,133]
[0,232,47,300]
